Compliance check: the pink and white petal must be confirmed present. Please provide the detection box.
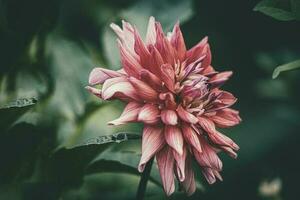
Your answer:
[198,116,216,134]
[182,123,202,153]
[161,110,178,125]
[133,28,151,67]
[208,131,240,151]
[138,126,165,172]
[118,39,143,78]
[177,105,198,124]
[140,69,163,91]
[102,77,139,101]
[128,77,158,102]
[88,67,124,85]
[137,104,160,124]
[146,16,156,45]
[108,102,142,125]
[209,108,241,128]
[173,146,187,182]
[193,136,223,171]
[181,156,196,196]
[160,64,175,92]
[156,146,175,196]
[170,22,186,62]
[164,125,184,155]
[186,36,208,65]
[85,86,101,98]
[201,168,216,184]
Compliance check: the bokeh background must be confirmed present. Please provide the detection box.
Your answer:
[0,0,300,199]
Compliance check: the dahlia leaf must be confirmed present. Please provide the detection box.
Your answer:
[0,98,37,130]
[254,0,295,21]
[87,150,162,187]
[49,133,141,187]
[272,59,300,79]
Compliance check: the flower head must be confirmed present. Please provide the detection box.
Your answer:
[87,17,241,196]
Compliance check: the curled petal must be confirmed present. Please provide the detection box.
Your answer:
[164,125,184,155]
[102,77,139,101]
[146,16,156,45]
[88,67,123,85]
[156,146,175,196]
[193,136,223,171]
[177,105,198,124]
[108,102,142,125]
[140,69,163,91]
[85,86,101,98]
[201,168,216,184]
[198,117,239,151]
[161,110,178,125]
[161,64,175,92]
[208,71,233,88]
[118,39,143,78]
[181,155,196,196]
[209,108,241,128]
[170,22,186,61]
[138,126,165,172]
[159,92,177,110]
[173,146,187,182]
[128,77,158,101]
[186,36,208,65]
[137,104,160,124]
[182,123,202,153]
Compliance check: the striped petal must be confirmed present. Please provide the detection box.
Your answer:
[128,77,158,102]
[173,146,187,182]
[137,104,160,124]
[182,123,202,153]
[156,146,175,196]
[161,110,178,125]
[88,67,123,85]
[138,126,165,172]
[164,125,184,155]
[181,155,196,196]
[177,105,198,124]
[108,102,142,125]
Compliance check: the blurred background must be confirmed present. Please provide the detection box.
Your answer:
[0,0,300,199]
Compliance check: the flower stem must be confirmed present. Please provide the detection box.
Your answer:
[136,157,154,200]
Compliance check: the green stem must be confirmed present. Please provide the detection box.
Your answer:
[136,157,154,200]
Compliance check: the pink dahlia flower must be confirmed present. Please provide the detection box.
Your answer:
[87,17,241,196]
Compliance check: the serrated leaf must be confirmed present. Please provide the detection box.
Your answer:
[0,98,37,130]
[254,0,295,21]
[272,59,300,78]
[49,133,141,187]
[87,150,162,187]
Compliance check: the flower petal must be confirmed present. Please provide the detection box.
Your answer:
[88,67,123,85]
[85,86,101,98]
[137,104,160,124]
[146,16,156,45]
[138,126,165,172]
[193,136,223,171]
[182,123,202,153]
[164,125,184,155]
[186,36,208,65]
[140,69,163,91]
[156,146,175,196]
[170,22,186,61]
[102,77,139,101]
[173,146,186,182]
[161,110,178,125]
[181,155,196,196]
[128,77,158,101]
[209,108,241,128]
[177,105,198,124]
[160,64,175,92]
[108,102,142,125]
[208,71,233,88]
[201,168,216,184]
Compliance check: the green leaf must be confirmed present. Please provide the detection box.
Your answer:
[254,0,295,21]
[272,59,300,78]
[49,133,141,187]
[87,150,162,187]
[0,98,37,130]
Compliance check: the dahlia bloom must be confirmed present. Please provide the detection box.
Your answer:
[86,17,241,196]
